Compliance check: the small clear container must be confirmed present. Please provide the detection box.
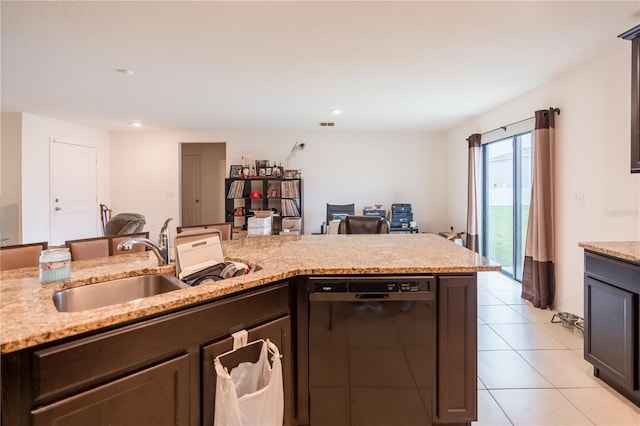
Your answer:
[39,248,71,283]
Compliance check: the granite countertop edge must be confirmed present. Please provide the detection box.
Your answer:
[1,234,500,354]
[578,240,640,264]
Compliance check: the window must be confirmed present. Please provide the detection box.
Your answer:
[482,132,532,281]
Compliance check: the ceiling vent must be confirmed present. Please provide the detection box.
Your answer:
[319,122,335,127]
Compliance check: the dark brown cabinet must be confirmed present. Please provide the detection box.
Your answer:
[31,354,191,426]
[620,24,640,173]
[2,282,291,426]
[436,275,478,423]
[584,276,635,388]
[583,251,640,407]
[202,316,292,426]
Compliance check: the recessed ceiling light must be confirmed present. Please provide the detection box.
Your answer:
[331,109,343,115]
[130,122,142,127]
[117,68,134,75]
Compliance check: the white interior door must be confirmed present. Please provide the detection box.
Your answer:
[51,141,98,245]
[181,153,202,226]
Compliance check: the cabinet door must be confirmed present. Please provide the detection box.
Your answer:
[584,276,636,390]
[437,275,477,423]
[31,354,190,426]
[202,315,291,426]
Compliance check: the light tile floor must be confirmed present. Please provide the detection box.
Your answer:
[474,272,640,426]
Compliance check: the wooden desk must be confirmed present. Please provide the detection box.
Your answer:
[389,227,419,234]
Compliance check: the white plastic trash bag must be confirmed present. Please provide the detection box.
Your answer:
[214,339,284,426]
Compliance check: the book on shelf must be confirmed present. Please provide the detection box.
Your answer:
[280,199,300,217]
[226,180,245,198]
[280,180,300,198]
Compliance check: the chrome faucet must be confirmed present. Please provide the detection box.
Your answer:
[117,217,173,266]
[158,217,172,263]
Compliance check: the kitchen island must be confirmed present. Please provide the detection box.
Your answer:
[1,234,499,425]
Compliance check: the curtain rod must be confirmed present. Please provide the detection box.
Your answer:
[471,107,561,139]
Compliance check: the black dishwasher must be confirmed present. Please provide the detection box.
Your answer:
[308,276,435,426]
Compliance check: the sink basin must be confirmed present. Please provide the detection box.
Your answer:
[52,274,189,312]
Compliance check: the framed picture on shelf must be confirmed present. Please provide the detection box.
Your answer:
[266,167,272,176]
[259,168,266,177]
[284,169,300,179]
[229,165,242,178]
[255,160,269,171]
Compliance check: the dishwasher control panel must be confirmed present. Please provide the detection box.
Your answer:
[309,276,434,294]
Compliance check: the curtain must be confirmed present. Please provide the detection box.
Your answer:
[521,108,556,309]
[466,134,481,253]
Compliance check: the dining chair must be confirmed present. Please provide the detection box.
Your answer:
[65,237,110,261]
[99,204,111,236]
[0,242,48,271]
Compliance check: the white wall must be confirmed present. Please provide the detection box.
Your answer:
[446,44,640,316]
[2,113,112,244]
[1,113,23,244]
[110,130,449,236]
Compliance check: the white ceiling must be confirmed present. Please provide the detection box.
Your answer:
[2,1,639,133]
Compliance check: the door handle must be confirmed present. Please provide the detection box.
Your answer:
[195,199,200,203]
[55,207,62,211]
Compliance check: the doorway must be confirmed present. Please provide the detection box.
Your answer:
[482,132,532,281]
[180,143,226,227]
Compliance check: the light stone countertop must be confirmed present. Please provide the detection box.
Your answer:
[578,241,640,264]
[1,234,499,354]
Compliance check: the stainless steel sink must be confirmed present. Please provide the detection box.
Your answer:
[52,274,189,312]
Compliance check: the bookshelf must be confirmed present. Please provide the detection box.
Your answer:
[225,178,303,234]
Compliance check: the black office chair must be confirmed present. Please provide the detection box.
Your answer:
[322,203,355,233]
[338,216,390,234]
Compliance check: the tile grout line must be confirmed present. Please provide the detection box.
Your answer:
[483,388,516,426]
[478,272,616,425]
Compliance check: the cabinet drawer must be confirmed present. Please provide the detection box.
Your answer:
[32,282,289,405]
[585,252,640,292]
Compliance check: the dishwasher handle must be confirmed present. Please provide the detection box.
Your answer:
[356,293,389,300]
